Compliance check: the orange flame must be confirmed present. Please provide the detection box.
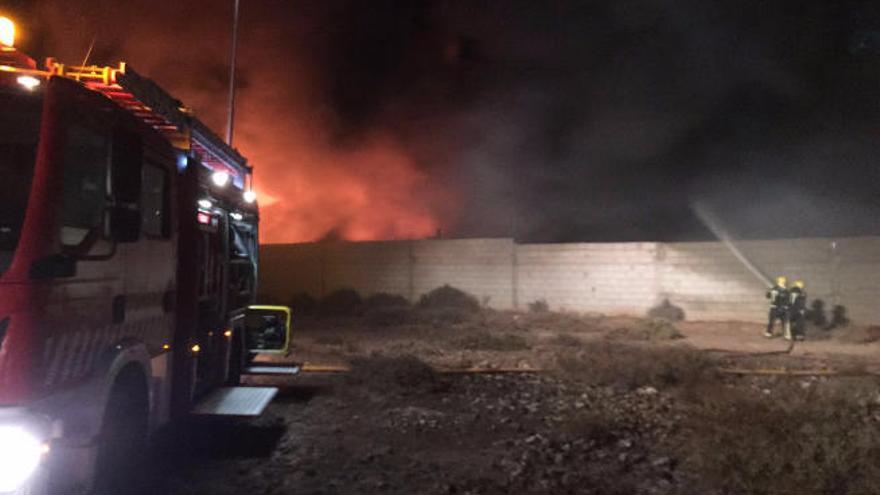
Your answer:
[249,135,446,243]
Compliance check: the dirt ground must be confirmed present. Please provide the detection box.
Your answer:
[284,311,880,374]
[152,309,880,494]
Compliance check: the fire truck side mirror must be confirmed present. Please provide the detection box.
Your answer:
[243,305,291,354]
[108,206,141,243]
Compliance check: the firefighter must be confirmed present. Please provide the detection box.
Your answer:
[764,276,788,338]
[788,280,807,341]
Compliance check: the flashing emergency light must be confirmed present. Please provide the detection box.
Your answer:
[197,198,212,210]
[243,190,257,203]
[16,75,39,91]
[211,171,230,187]
[0,17,14,48]
[175,152,188,172]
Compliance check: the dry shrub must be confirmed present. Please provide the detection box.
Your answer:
[683,381,880,495]
[453,330,531,351]
[318,288,363,317]
[413,286,481,326]
[606,318,684,341]
[347,355,444,394]
[365,306,416,327]
[363,293,414,327]
[647,298,686,322]
[418,285,481,313]
[555,342,715,390]
[528,299,550,313]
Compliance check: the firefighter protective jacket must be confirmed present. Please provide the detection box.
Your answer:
[789,287,806,312]
[766,285,789,309]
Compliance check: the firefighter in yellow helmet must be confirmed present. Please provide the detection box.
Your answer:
[764,276,789,338]
[787,280,807,341]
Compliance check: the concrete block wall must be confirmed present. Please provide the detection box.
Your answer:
[259,236,880,324]
[320,241,414,298]
[259,243,323,302]
[259,238,515,308]
[259,241,412,302]
[824,237,880,324]
[516,242,658,314]
[411,238,515,308]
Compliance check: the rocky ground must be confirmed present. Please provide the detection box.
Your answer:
[155,370,686,494]
[148,302,880,495]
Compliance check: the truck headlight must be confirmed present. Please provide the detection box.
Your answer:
[0,425,47,492]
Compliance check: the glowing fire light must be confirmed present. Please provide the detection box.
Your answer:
[254,137,449,244]
[0,17,14,47]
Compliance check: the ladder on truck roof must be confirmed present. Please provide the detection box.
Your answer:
[48,60,250,188]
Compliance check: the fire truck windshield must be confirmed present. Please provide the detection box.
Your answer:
[0,90,42,275]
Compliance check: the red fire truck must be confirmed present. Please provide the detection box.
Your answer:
[0,17,295,494]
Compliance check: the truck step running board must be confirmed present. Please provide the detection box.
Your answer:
[191,386,278,417]
[244,365,301,376]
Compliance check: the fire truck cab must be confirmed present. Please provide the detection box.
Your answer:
[0,18,292,494]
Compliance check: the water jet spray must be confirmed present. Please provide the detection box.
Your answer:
[692,201,771,287]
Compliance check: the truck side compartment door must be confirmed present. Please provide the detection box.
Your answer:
[42,115,125,392]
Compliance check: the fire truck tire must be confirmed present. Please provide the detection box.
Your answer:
[92,365,150,495]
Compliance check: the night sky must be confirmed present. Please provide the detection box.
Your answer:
[7,0,880,243]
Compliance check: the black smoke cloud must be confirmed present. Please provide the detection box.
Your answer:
[334,0,880,241]
[11,0,880,242]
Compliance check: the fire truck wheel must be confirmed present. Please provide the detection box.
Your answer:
[92,365,150,495]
